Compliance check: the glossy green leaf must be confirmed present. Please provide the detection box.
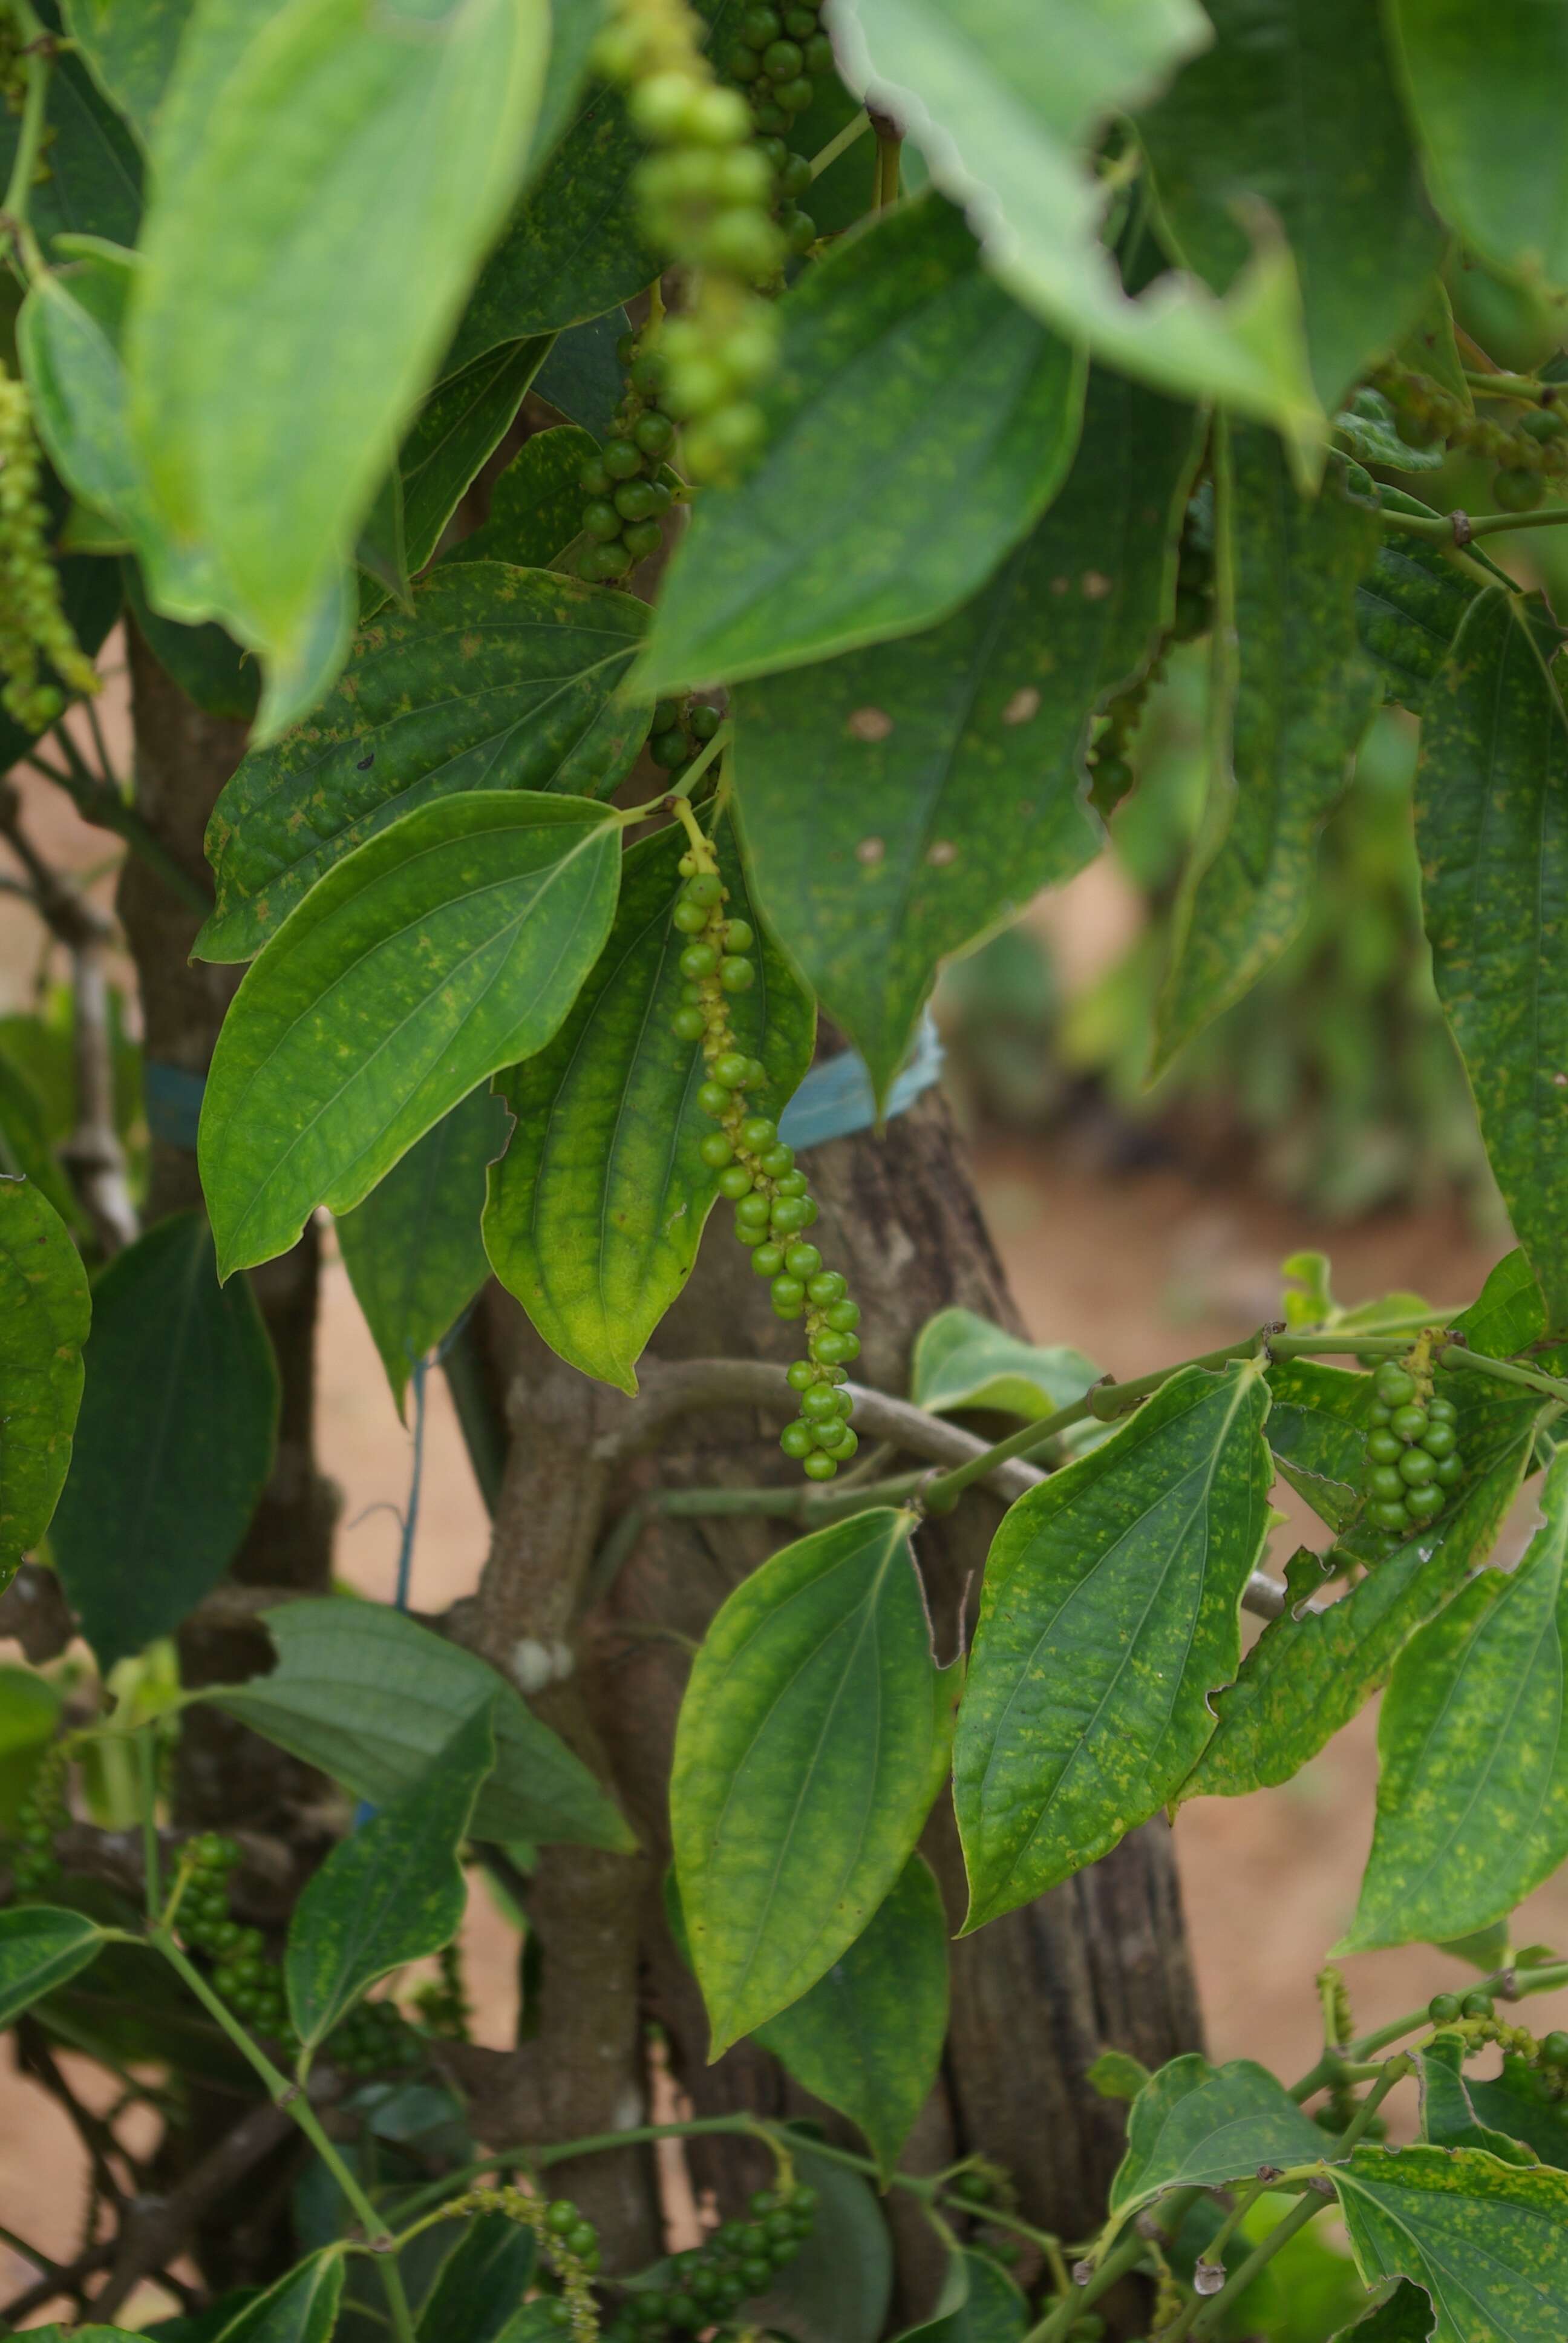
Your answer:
[532,314,629,439]
[415,2213,537,2343]
[447,99,654,369]
[1089,2051,1152,2102]
[0,47,142,249]
[122,554,258,723]
[639,194,1086,698]
[337,1086,512,1414]
[955,1362,1272,1927]
[1154,425,1381,1070]
[62,0,192,145]
[1356,533,1476,716]
[911,1307,1101,1426]
[896,2250,1027,2342]
[0,1177,89,1590]
[730,359,1197,1099]
[21,250,144,540]
[1454,1248,1547,1362]
[1137,0,1444,411]
[754,2142,894,2343]
[1109,2054,1327,2220]
[831,0,1321,445]
[1334,2142,1568,2342]
[205,2252,344,2343]
[0,1904,105,2026]
[1389,0,1568,293]
[1418,2037,1537,2168]
[1264,1358,1373,1532]
[1185,1380,1541,1800]
[1416,589,1568,1332]
[671,1506,950,2055]
[125,0,549,726]
[443,426,599,573]
[209,1596,633,1852]
[1465,2057,1568,2172]
[50,1211,278,1670]
[198,790,624,1277]
[287,1701,495,2050]
[483,817,814,1393]
[1333,2281,1437,2341]
[198,568,647,962]
[1339,1449,1568,1953]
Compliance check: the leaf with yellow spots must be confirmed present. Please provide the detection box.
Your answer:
[0,1179,90,1593]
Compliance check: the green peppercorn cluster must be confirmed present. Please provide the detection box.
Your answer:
[1425,1987,1568,2095]
[1373,360,1568,514]
[601,2182,817,2338]
[724,0,835,252]
[667,814,864,1480]
[1363,1359,1464,1539]
[575,350,680,585]
[461,2186,601,2336]
[0,367,100,734]
[8,1742,69,1895]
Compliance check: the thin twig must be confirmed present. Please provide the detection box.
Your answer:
[34,723,212,912]
[89,2099,298,2324]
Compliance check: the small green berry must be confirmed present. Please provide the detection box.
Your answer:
[681,943,720,980]
[772,1274,806,1309]
[635,410,677,459]
[1390,1404,1429,1443]
[802,1450,837,1481]
[787,1359,817,1391]
[720,955,756,992]
[1405,1481,1445,1521]
[687,873,724,907]
[769,1196,808,1234]
[1374,1364,1417,1407]
[711,1050,750,1087]
[785,1242,821,1277]
[719,1164,754,1199]
[1434,1452,1464,1487]
[671,1006,706,1042]
[723,919,756,954]
[1427,1395,1458,1424]
[547,2201,580,2236]
[1422,1421,1457,1459]
[751,1242,785,1277]
[624,519,663,562]
[824,1299,859,1331]
[1368,1428,1403,1464]
[740,1116,776,1149]
[760,1143,794,1178]
[1462,1991,1495,2020]
[1399,1447,1437,1487]
[673,898,710,934]
[603,437,645,480]
[697,1078,732,1116]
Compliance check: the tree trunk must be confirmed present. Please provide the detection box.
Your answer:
[464,1085,1203,2322]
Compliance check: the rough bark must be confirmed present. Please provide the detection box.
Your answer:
[466,1084,1203,2323]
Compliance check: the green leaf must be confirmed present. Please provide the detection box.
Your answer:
[125,0,549,726]
[1109,2053,1327,2221]
[671,1506,950,2055]
[531,316,627,439]
[831,0,1321,445]
[729,358,1198,1100]
[122,553,258,723]
[1356,533,1476,716]
[1334,2141,1568,2342]
[208,1596,633,1852]
[1453,1248,1547,1362]
[0,1665,63,1831]
[895,2250,1027,2342]
[1264,1358,1373,1532]
[1466,2057,1568,2172]
[1136,0,1445,413]
[201,2251,344,2343]
[50,1211,278,1671]
[1388,0,1568,294]
[21,251,143,540]
[1418,2037,1537,2168]
[0,47,143,249]
[1184,1381,1541,1800]
[1335,391,1448,477]
[638,193,1086,698]
[61,0,192,146]
[1333,2281,1434,2341]
[286,1701,496,2051]
[442,425,599,574]
[0,1177,89,1590]
[1088,2050,1152,2102]
[1416,589,1568,1331]
[954,1362,1273,1927]
[198,568,647,962]
[1338,1449,1568,1953]
[0,1904,105,2026]
[911,1308,1101,1427]
[753,2141,893,2343]
[1154,423,1381,1070]
[337,1087,511,1414]
[198,790,624,1277]
[368,336,554,609]
[415,2214,537,2343]
[444,78,657,369]
[483,816,814,1393]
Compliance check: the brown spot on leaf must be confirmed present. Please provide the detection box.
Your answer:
[926,840,958,867]
[1081,571,1112,600]
[1002,687,1040,726]
[847,706,893,742]
[855,836,885,867]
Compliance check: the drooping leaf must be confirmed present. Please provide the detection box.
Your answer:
[754,2142,894,2343]
[1452,1248,1547,1362]
[1136,0,1445,412]
[639,193,1086,698]
[955,1362,1273,1927]
[336,1086,512,1414]
[1388,0,1568,294]
[895,2250,1027,2342]
[0,1178,90,1591]
[0,47,143,249]
[1418,2037,1537,2168]
[1109,2054,1327,2221]
[415,2213,537,2343]
[1415,588,1568,1332]
[729,358,1197,1099]
[203,2251,344,2343]
[0,1905,105,2027]
[1338,1449,1568,1953]
[198,568,647,962]
[1333,2142,1568,2342]
[60,0,192,146]
[49,1211,278,1670]
[1264,1358,1373,1532]
[198,790,624,1277]
[1356,533,1477,716]
[207,1596,633,1852]
[1184,1380,1541,1800]
[21,249,144,546]
[1154,424,1381,1070]
[287,1702,497,2051]
[483,818,814,1393]
[831,0,1321,445]
[671,1506,951,2055]
[442,426,599,574]
[125,0,550,727]
[911,1307,1101,1427]
[122,554,258,723]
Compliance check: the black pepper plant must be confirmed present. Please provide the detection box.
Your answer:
[11,1,1568,2339]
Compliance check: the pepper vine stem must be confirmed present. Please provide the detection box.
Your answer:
[1379,499,1568,546]
[1,0,51,276]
